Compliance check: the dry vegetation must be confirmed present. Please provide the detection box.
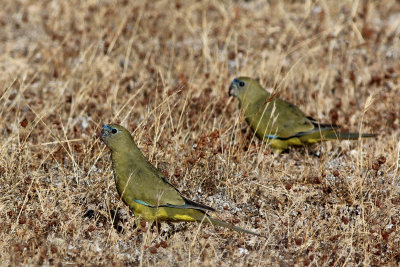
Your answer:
[1,0,400,266]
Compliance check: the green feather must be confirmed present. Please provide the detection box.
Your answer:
[229,77,376,154]
[100,124,261,236]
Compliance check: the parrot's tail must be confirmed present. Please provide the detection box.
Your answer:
[201,215,262,237]
[324,132,377,140]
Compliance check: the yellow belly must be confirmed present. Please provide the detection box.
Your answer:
[267,136,321,154]
[268,137,302,150]
[128,201,199,222]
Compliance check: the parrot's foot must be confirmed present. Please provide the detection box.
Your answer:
[272,148,283,155]
[134,217,144,231]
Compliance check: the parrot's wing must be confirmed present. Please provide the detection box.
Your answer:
[259,98,338,139]
[131,163,214,212]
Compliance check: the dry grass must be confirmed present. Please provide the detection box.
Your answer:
[1,0,400,266]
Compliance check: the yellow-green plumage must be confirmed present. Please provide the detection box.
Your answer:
[229,77,376,154]
[100,124,260,236]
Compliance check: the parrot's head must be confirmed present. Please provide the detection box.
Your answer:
[229,77,265,104]
[229,77,250,97]
[100,124,135,152]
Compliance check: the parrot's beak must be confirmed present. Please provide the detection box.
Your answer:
[228,81,236,96]
[100,125,111,142]
[100,125,106,142]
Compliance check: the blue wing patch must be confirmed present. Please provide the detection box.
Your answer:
[133,199,189,209]
[133,199,153,207]
[265,134,279,139]
[133,199,210,210]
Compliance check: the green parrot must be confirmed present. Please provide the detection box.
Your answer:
[100,124,260,236]
[229,77,376,154]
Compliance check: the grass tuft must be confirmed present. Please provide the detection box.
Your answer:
[1,0,399,265]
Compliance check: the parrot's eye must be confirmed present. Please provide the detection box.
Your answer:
[239,81,246,87]
[111,128,117,134]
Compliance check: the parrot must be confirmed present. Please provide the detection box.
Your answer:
[229,77,376,154]
[100,124,261,236]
